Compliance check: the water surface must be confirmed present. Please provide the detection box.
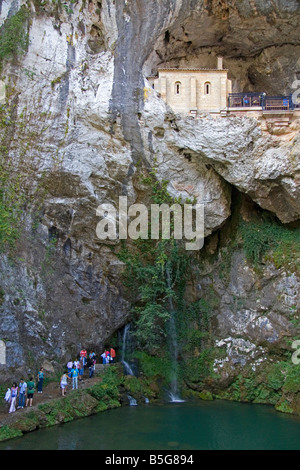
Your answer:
[1,400,300,450]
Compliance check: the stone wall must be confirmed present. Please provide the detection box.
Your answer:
[154,69,232,113]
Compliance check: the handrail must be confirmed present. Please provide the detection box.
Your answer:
[228,93,297,110]
[228,93,264,108]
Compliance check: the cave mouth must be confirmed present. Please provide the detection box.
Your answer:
[143,3,300,95]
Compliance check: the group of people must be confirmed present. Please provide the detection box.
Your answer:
[63,349,98,394]
[4,368,44,413]
[101,347,116,365]
[4,347,118,412]
[61,347,116,395]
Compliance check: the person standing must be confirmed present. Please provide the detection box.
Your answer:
[89,351,96,360]
[37,367,44,394]
[4,388,11,405]
[18,379,27,409]
[106,352,110,364]
[71,366,79,390]
[110,347,116,363]
[82,355,87,370]
[101,351,106,365]
[9,383,18,413]
[88,357,96,378]
[67,360,73,373]
[80,349,87,361]
[26,377,35,407]
[79,359,84,382]
[60,371,69,397]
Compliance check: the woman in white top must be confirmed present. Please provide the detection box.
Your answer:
[60,372,68,396]
[9,383,18,413]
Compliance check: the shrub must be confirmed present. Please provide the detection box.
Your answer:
[88,366,120,404]
[240,219,300,272]
[0,7,30,64]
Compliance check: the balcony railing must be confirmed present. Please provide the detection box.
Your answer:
[228,93,298,111]
[264,96,292,111]
[228,93,263,108]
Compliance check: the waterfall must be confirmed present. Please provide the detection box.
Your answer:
[128,395,138,406]
[166,264,185,403]
[121,324,135,376]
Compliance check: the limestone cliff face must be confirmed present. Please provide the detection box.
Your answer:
[0,0,299,387]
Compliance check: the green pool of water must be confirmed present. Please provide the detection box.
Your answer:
[1,400,300,450]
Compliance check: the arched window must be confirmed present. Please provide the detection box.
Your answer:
[204,82,211,95]
[175,81,182,95]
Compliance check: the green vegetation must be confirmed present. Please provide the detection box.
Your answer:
[180,347,218,390]
[0,102,24,253]
[88,365,121,411]
[122,374,157,402]
[0,367,124,443]
[240,218,300,271]
[0,6,30,66]
[214,361,300,410]
[133,350,173,390]
[0,87,55,255]
[118,183,300,403]
[61,0,78,15]
[0,366,164,443]
[0,168,23,252]
[117,166,216,394]
[0,426,22,442]
[117,167,192,354]
[119,239,189,352]
[33,0,78,15]
[203,205,300,287]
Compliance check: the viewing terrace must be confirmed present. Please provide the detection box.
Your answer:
[228,93,300,112]
[226,93,300,132]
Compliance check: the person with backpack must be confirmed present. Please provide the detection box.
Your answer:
[26,377,35,407]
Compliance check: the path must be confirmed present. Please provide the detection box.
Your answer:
[0,366,109,428]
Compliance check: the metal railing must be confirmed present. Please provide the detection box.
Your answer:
[264,96,293,111]
[228,93,264,108]
[228,93,298,111]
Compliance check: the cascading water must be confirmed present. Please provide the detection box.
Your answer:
[128,395,138,406]
[121,325,139,405]
[121,324,135,376]
[166,264,185,403]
